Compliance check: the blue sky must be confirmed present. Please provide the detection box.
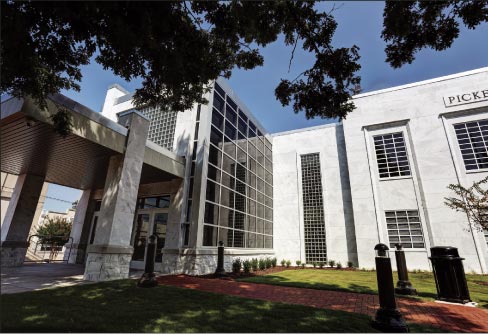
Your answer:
[44,2,488,212]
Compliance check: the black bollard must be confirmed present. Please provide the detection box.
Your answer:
[215,241,227,277]
[371,243,408,333]
[137,234,158,288]
[394,243,417,295]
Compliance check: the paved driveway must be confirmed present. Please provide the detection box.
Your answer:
[1,263,88,294]
[1,263,145,294]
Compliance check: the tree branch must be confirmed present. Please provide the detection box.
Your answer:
[288,36,298,73]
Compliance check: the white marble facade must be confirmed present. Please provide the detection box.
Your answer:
[98,68,488,275]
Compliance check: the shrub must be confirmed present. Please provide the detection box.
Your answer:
[301,263,305,269]
[232,258,242,273]
[312,262,317,268]
[328,260,335,268]
[296,260,301,267]
[285,260,291,268]
[319,262,325,269]
[259,258,266,270]
[281,259,286,267]
[243,260,251,273]
[347,261,353,268]
[251,258,259,272]
[336,262,342,269]
[265,257,272,269]
[271,257,277,268]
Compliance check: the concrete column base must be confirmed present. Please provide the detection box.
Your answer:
[83,245,133,282]
[1,241,29,267]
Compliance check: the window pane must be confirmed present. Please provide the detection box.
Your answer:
[385,210,425,249]
[213,92,225,114]
[454,119,488,171]
[373,132,411,179]
[204,202,219,225]
[206,180,220,203]
[203,225,218,246]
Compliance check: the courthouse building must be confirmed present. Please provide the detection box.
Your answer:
[1,67,487,280]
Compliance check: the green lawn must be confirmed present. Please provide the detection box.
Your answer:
[1,279,443,333]
[238,269,488,308]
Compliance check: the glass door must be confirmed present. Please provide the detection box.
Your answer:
[132,212,151,262]
[130,209,169,270]
[152,212,168,263]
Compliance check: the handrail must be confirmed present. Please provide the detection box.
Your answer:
[26,234,74,264]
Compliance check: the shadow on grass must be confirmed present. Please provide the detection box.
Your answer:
[238,274,378,295]
[1,279,383,333]
[238,270,488,310]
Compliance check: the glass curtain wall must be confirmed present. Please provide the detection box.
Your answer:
[202,82,273,248]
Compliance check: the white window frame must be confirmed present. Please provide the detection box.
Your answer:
[385,209,426,249]
[444,112,488,175]
[372,131,412,180]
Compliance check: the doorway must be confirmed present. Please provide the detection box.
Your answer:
[130,209,168,271]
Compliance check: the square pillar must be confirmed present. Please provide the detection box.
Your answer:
[1,174,45,266]
[83,111,149,281]
[64,189,91,264]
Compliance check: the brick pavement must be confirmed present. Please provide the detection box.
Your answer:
[157,274,488,333]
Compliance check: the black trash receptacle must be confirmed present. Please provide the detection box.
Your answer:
[429,246,471,304]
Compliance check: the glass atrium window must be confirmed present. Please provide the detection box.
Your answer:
[385,210,425,248]
[202,82,273,249]
[137,196,171,209]
[373,132,411,179]
[300,153,327,263]
[454,119,488,171]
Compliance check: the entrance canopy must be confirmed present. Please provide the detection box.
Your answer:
[1,94,185,190]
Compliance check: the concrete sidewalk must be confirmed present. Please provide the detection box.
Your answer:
[1,263,145,294]
[158,274,488,333]
[1,263,87,294]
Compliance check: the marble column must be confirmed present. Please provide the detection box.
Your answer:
[83,111,149,281]
[64,189,91,264]
[1,174,45,266]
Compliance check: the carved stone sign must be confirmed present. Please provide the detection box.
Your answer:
[443,89,488,107]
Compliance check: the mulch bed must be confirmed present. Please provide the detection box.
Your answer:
[197,265,358,280]
[198,266,286,280]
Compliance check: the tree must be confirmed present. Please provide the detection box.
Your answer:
[36,217,72,249]
[444,176,488,232]
[2,1,487,125]
[382,1,488,68]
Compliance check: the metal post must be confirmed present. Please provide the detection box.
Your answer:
[394,243,417,295]
[215,241,226,277]
[137,234,158,288]
[371,243,408,333]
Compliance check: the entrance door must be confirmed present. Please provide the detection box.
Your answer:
[130,210,168,270]
[152,212,168,264]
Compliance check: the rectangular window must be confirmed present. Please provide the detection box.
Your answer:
[137,196,171,209]
[301,153,327,263]
[386,210,425,249]
[373,132,411,179]
[140,106,178,151]
[454,119,488,171]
